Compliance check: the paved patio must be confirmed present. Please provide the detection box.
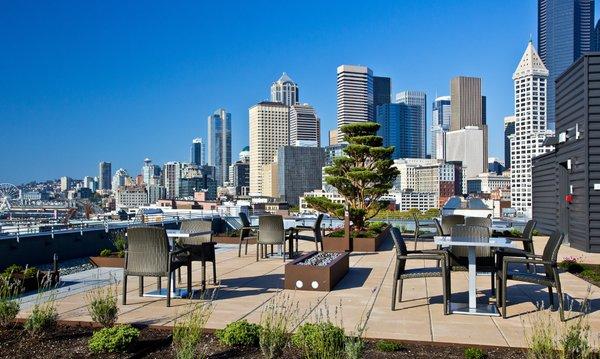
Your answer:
[16,235,600,348]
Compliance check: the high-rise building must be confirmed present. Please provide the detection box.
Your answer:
[142,158,161,185]
[511,41,552,218]
[83,176,95,191]
[445,126,486,191]
[163,162,183,199]
[147,184,166,204]
[592,19,600,51]
[111,168,129,190]
[503,116,516,169]
[336,65,374,142]
[431,96,451,160]
[190,138,203,166]
[238,146,250,163]
[270,73,299,106]
[207,108,232,186]
[249,102,289,195]
[277,146,326,206]
[376,103,425,159]
[60,176,73,192]
[373,76,391,108]
[230,161,250,196]
[289,104,320,147]
[98,162,112,190]
[328,129,338,146]
[396,91,427,157]
[538,0,594,129]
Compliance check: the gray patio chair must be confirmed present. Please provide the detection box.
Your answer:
[465,217,492,235]
[412,213,441,250]
[176,219,217,291]
[498,231,565,321]
[390,227,450,314]
[294,213,324,251]
[440,215,465,235]
[448,225,496,294]
[256,215,287,262]
[495,220,537,272]
[122,226,191,307]
[238,212,258,257]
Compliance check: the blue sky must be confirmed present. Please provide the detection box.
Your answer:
[1,1,591,184]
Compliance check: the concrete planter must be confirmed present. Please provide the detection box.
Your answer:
[284,251,349,291]
[89,255,125,268]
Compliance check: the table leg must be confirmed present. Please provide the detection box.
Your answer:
[468,246,477,310]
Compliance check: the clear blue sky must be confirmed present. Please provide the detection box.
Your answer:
[2,1,593,184]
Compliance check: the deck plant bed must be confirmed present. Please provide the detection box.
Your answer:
[89,230,127,268]
[0,265,58,292]
[559,257,600,287]
[323,222,391,252]
[284,251,349,291]
[0,323,528,358]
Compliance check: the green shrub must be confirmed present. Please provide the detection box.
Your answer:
[88,324,139,353]
[375,339,404,352]
[23,267,39,279]
[560,316,592,359]
[2,264,23,276]
[344,337,365,359]
[580,269,600,283]
[173,302,213,359]
[524,309,558,359]
[292,322,346,359]
[367,221,387,234]
[216,319,260,347]
[99,249,112,257]
[259,294,298,359]
[464,347,487,359]
[0,299,19,327]
[24,302,58,335]
[86,286,118,327]
[111,231,127,253]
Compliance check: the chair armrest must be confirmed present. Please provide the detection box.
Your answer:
[170,247,190,256]
[241,226,258,230]
[295,225,314,230]
[502,256,553,266]
[507,237,531,242]
[399,254,446,261]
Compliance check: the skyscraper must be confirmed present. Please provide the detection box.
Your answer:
[373,76,391,108]
[277,146,326,206]
[207,108,232,186]
[396,91,427,158]
[431,96,451,160]
[270,73,299,106]
[503,116,516,169]
[511,41,552,218]
[538,0,594,130]
[376,103,424,159]
[142,158,161,185]
[112,168,129,190]
[98,161,112,190]
[249,101,289,195]
[190,138,203,166]
[163,162,183,199]
[336,65,374,142]
[289,104,320,147]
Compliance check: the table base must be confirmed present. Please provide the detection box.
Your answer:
[143,288,190,299]
[450,302,500,316]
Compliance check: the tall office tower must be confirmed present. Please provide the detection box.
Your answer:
[592,19,600,51]
[396,91,427,157]
[270,73,299,106]
[328,129,338,146]
[449,76,488,170]
[142,158,161,185]
[83,176,94,189]
[511,42,552,218]
[538,0,594,130]
[60,176,73,192]
[163,162,182,199]
[376,103,424,159]
[190,138,203,166]
[111,168,129,190]
[503,116,516,169]
[289,104,320,147]
[336,65,374,142]
[277,146,326,206]
[239,146,250,163]
[431,96,451,160]
[98,162,112,190]
[249,102,289,195]
[207,108,232,186]
[373,76,391,108]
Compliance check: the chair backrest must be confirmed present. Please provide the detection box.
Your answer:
[434,218,444,236]
[465,217,492,235]
[258,215,285,245]
[179,219,212,245]
[390,227,408,275]
[521,219,537,253]
[412,213,421,231]
[239,212,252,227]
[542,231,564,277]
[450,224,490,258]
[126,226,170,274]
[314,213,324,241]
[441,215,465,235]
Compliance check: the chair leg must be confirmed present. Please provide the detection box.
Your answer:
[212,260,217,285]
[245,239,249,255]
[391,279,397,311]
[138,276,144,297]
[548,286,554,308]
[187,263,192,297]
[270,244,274,256]
[502,272,508,318]
[490,272,495,297]
[157,277,162,292]
[398,279,404,302]
[202,260,206,291]
[555,276,565,322]
[238,235,243,257]
[442,276,448,315]
[256,243,259,262]
[122,275,128,305]
[166,273,172,307]
[177,267,182,284]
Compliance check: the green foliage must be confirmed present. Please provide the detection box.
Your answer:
[560,310,592,359]
[559,260,584,274]
[322,122,399,230]
[173,301,213,359]
[366,221,387,234]
[304,196,344,219]
[510,228,523,237]
[99,249,112,257]
[111,230,127,252]
[259,294,298,359]
[88,324,140,354]
[375,340,404,352]
[580,268,600,283]
[0,299,19,327]
[525,309,558,359]
[86,285,118,327]
[372,208,439,220]
[24,302,58,335]
[292,322,346,359]
[464,347,487,359]
[2,264,23,276]
[23,267,39,279]
[216,320,260,347]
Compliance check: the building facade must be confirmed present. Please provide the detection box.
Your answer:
[373,76,391,108]
[289,104,320,147]
[111,169,129,190]
[396,91,427,157]
[207,108,232,186]
[445,126,486,187]
[190,138,203,166]
[99,161,112,190]
[270,73,299,106]
[376,103,425,159]
[503,116,516,169]
[431,96,451,160]
[277,146,326,206]
[142,158,161,186]
[115,186,148,208]
[163,162,182,199]
[336,65,374,142]
[467,172,510,194]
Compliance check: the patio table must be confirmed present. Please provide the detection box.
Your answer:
[434,236,516,316]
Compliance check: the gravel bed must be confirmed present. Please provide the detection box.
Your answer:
[36,257,94,276]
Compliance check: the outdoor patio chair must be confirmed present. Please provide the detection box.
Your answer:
[440,215,465,235]
[465,217,493,235]
[122,226,191,307]
[293,213,324,251]
[448,225,496,294]
[176,219,217,291]
[238,212,258,257]
[495,220,537,272]
[256,215,287,262]
[498,231,565,321]
[412,213,441,250]
[390,227,450,314]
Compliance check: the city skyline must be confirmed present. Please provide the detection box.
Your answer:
[4,1,600,184]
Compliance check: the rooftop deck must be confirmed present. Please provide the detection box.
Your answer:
[17,235,600,348]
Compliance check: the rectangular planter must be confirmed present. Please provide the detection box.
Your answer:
[284,251,349,291]
[323,225,391,252]
[89,256,125,268]
[322,235,351,252]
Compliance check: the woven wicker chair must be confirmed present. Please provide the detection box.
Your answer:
[390,227,450,314]
[257,215,287,262]
[294,213,324,251]
[448,225,496,294]
[498,231,565,321]
[440,215,465,235]
[123,226,191,307]
[176,219,217,291]
[495,220,537,272]
[412,213,441,250]
[238,212,258,257]
[465,217,492,235]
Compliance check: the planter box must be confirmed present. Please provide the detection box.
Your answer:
[8,271,59,292]
[323,225,391,253]
[284,251,349,291]
[322,235,351,252]
[89,255,125,268]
